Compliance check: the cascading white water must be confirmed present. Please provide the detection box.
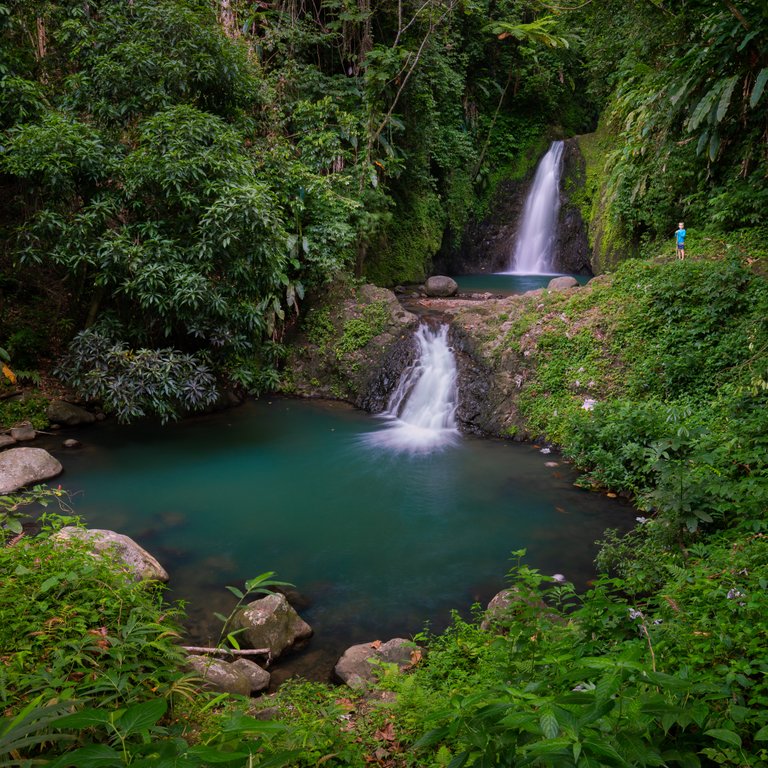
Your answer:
[362,323,459,453]
[504,140,564,274]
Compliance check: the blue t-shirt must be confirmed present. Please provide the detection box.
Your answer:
[676,228,686,246]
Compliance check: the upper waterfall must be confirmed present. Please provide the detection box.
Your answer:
[361,323,459,454]
[503,140,564,274]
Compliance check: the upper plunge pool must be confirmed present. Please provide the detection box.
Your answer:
[453,273,592,295]
[53,397,632,678]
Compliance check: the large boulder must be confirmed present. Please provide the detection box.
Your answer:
[424,276,458,297]
[334,638,419,689]
[0,447,63,494]
[52,527,169,583]
[547,276,579,291]
[232,593,313,659]
[47,400,96,426]
[186,656,252,697]
[231,658,271,693]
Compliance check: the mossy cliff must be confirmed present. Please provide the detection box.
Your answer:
[281,281,418,410]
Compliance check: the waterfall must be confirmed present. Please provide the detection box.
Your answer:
[503,140,564,274]
[362,323,459,454]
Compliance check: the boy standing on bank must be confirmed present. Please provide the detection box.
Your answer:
[675,222,686,260]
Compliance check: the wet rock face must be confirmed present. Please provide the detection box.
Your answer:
[283,282,418,412]
[436,178,528,276]
[554,139,592,276]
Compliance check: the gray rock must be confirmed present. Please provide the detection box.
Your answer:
[0,434,16,450]
[424,275,458,297]
[231,658,270,693]
[186,656,251,696]
[47,400,96,426]
[334,638,418,689]
[52,527,169,582]
[9,424,36,442]
[480,588,560,631]
[62,439,82,449]
[0,447,63,494]
[233,593,313,659]
[547,276,579,291]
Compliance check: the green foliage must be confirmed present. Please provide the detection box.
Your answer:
[574,0,768,243]
[335,301,390,358]
[0,484,67,542]
[0,395,49,430]
[55,329,219,424]
[0,518,191,715]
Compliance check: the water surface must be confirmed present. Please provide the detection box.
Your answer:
[54,398,632,676]
[454,273,591,295]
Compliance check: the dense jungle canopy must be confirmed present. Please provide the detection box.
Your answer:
[1,0,765,417]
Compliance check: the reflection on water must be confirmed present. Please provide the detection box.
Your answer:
[50,398,632,677]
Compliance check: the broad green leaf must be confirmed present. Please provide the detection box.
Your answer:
[689,81,724,131]
[750,68,768,108]
[705,728,742,747]
[117,698,167,737]
[225,585,244,599]
[583,737,630,766]
[716,75,739,122]
[47,744,123,768]
[56,708,113,729]
[755,725,768,741]
[540,711,560,739]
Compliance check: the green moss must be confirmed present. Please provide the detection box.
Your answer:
[334,300,389,358]
[0,396,49,430]
[367,186,445,286]
[303,307,336,352]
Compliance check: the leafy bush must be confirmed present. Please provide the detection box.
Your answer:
[55,329,218,423]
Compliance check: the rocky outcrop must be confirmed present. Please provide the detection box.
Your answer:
[0,447,63,494]
[554,139,592,276]
[334,638,420,689]
[283,281,418,411]
[52,527,169,582]
[47,400,96,427]
[232,593,313,660]
[187,655,270,696]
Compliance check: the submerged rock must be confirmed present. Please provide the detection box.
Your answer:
[232,593,313,659]
[0,434,16,450]
[0,447,62,494]
[334,638,420,689]
[53,527,169,582]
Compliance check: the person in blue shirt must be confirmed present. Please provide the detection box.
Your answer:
[675,222,686,260]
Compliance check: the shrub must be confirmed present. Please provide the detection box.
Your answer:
[55,329,218,423]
